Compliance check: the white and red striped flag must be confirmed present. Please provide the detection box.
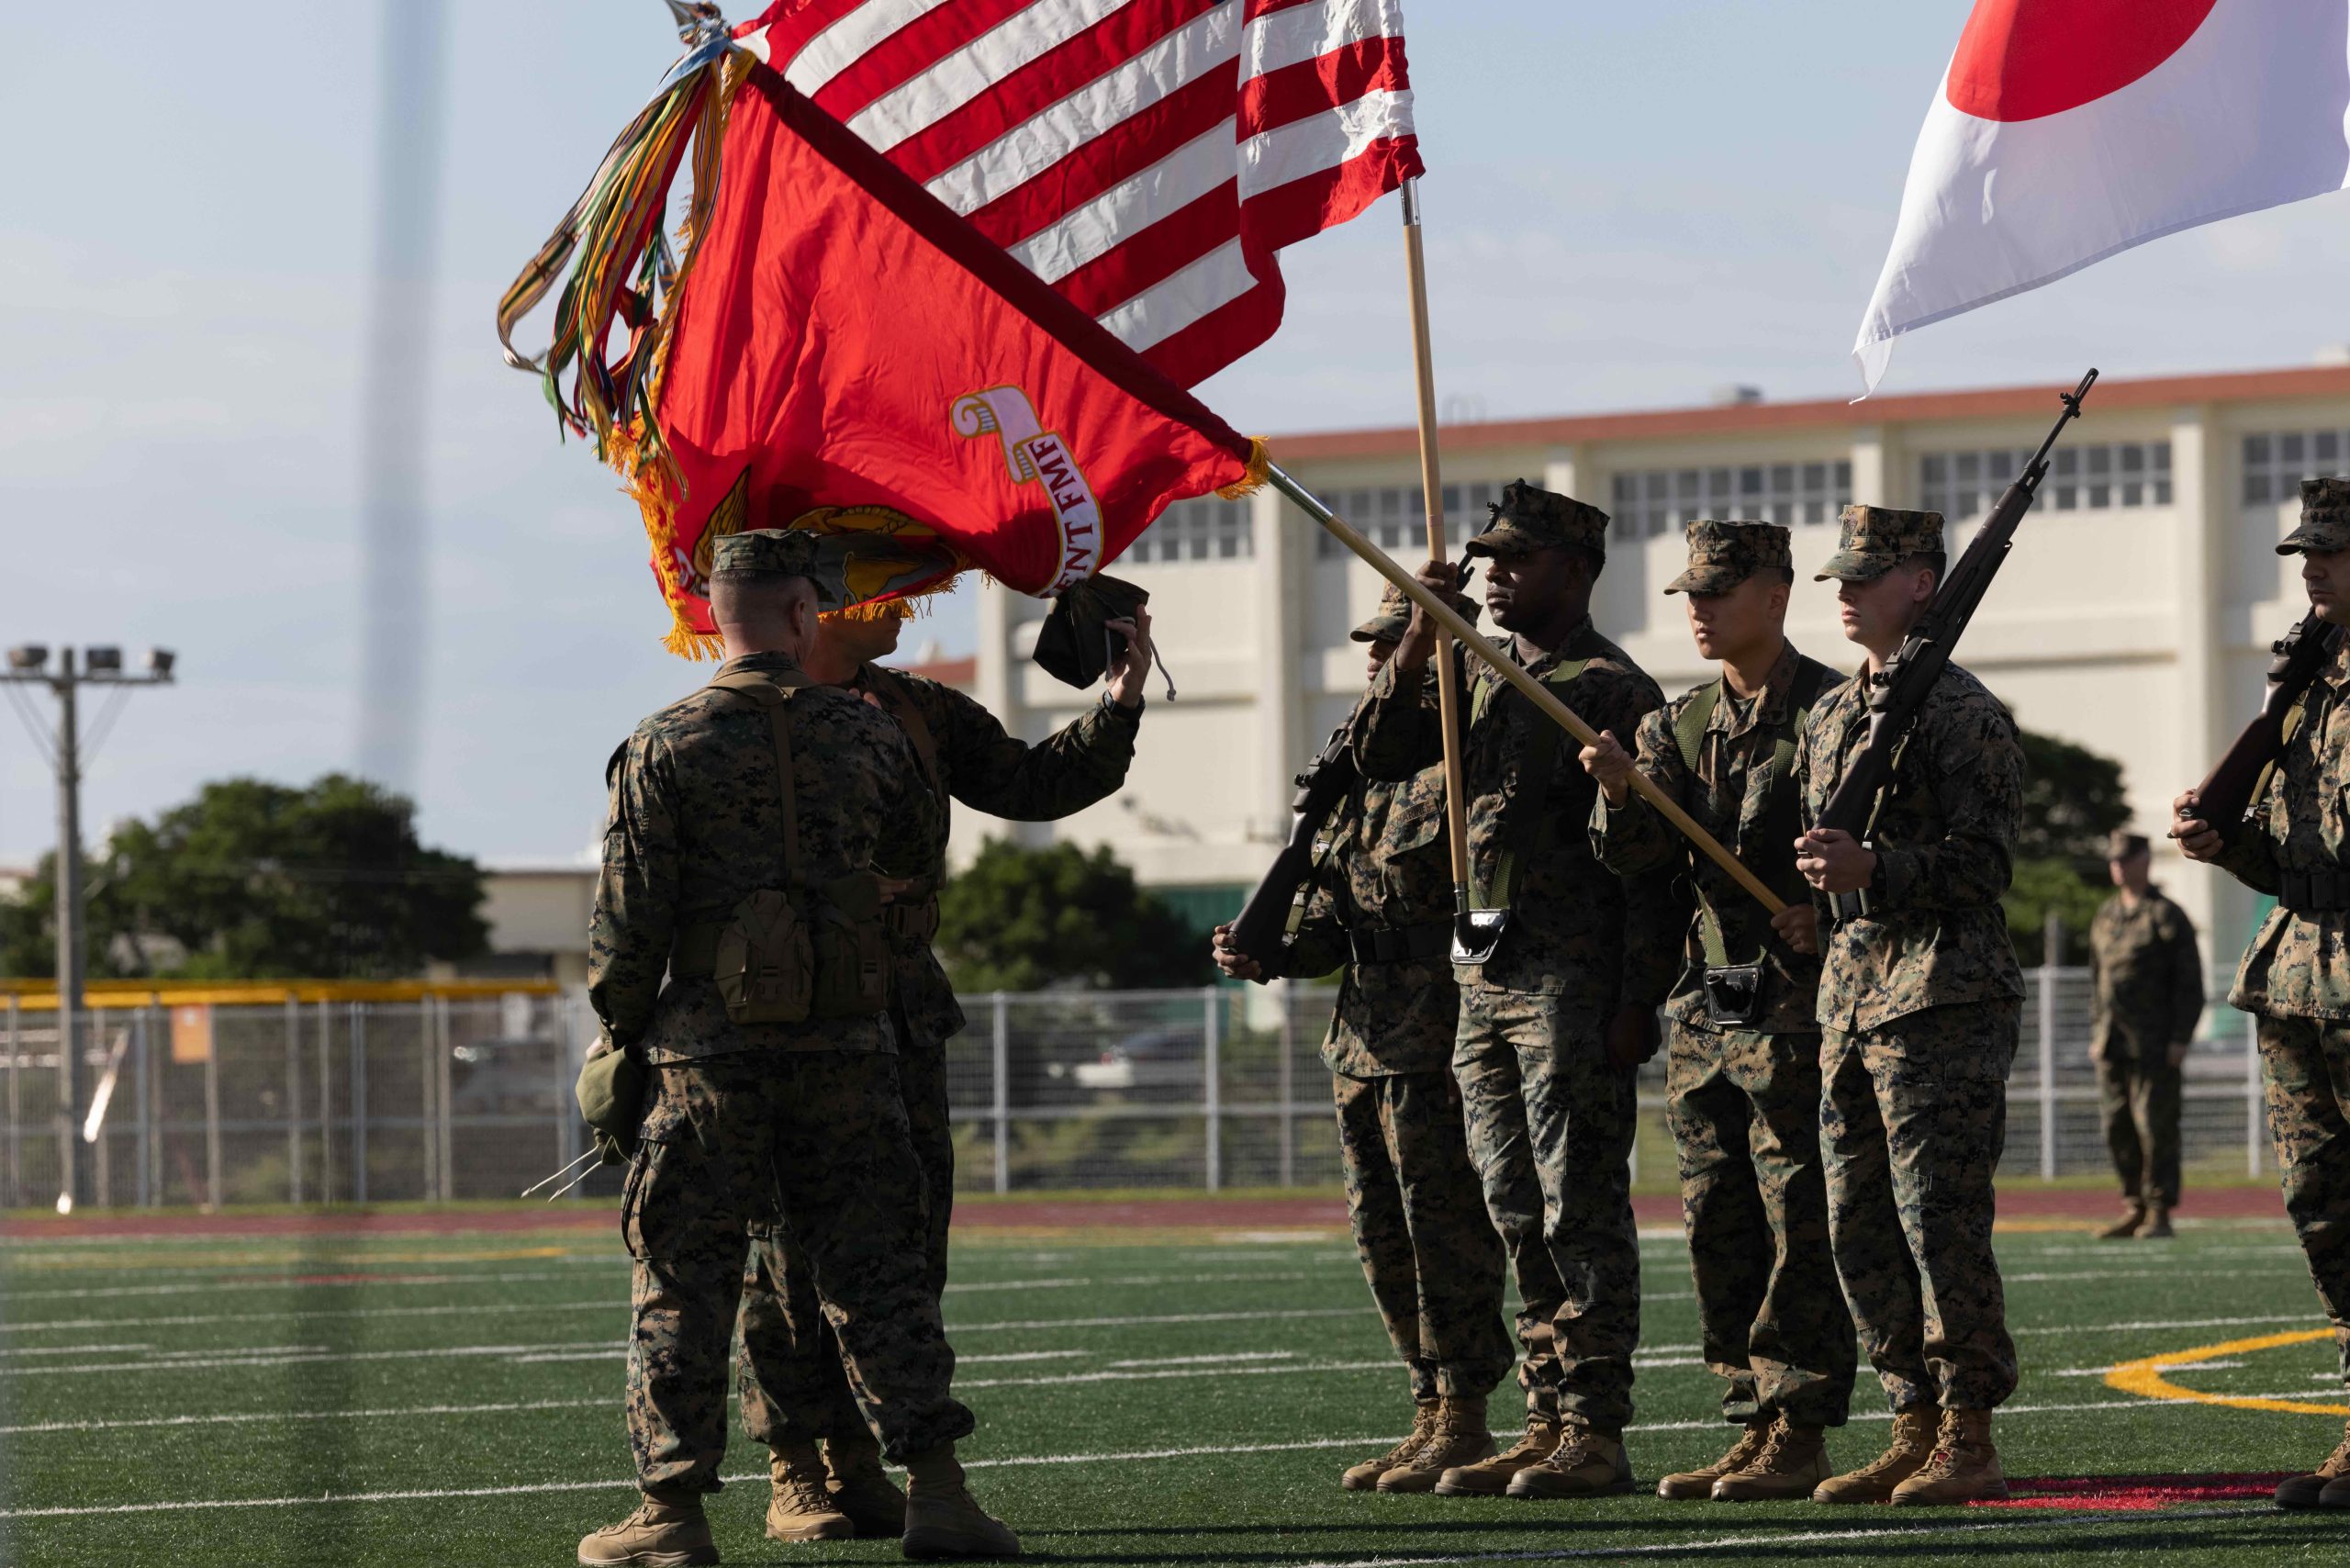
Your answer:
[1854,0,2350,392]
[735,0,1423,387]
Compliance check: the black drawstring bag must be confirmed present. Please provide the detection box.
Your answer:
[1032,574,1175,697]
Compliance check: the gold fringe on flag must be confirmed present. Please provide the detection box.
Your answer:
[1216,437,1272,499]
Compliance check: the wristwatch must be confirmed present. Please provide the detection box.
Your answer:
[1103,691,1144,719]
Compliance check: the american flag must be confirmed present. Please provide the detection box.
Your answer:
[735,0,1422,387]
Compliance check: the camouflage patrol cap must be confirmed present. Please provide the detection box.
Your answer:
[1815,504,1946,583]
[2277,477,2350,555]
[711,528,845,606]
[1665,519,1792,596]
[1348,580,1483,643]
[2107,830,2151,861]
[1461,479,1608,561]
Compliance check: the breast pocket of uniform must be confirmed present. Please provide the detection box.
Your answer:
[1384,793,1447,859]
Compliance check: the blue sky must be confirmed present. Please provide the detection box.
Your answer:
[6,0,2347,866]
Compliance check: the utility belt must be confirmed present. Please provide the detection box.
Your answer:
[672,877,890,1025]
[882,897,942,942]
[1348,922,1453,965]
[2281,867,2350,914]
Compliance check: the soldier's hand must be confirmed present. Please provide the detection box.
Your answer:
[2171,789,2224,862]
[876,876,916,904]
[2168,1041,2190,1069]
[1770,902,1820,957]
[1104,607,1156,708]
[1394,560,1461,668]
[1795,828,1877,895]
[1603,1004,1661,1071]
[1210,922,1267,984]
[1579,730,1635,807]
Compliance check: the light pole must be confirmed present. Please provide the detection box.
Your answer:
[2,644,175,1212]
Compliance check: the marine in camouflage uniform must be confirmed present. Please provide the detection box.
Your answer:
[580,530,1012,1564]
[732,613,1141,1506]
[2180,476,2350,1509]
[1229,584,1511,1494]
[2087,830,2204,1238]
[1794,505,2024,1507]
[1588,521,1856,1500]
[1355,481,1684,1499]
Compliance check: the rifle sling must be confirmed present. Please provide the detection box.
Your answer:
[1673,657,1837,968]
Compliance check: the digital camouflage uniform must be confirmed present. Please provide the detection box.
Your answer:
[592,539,967,1496]
[1356,484,1684,1436]
[2214,479,2350,1387]
[736,663,1140,1452]
[1591,521,1856,1432]
[1796,506,2025,1417]
[2087,846,2205,1214]
[1273,588,1512,1410]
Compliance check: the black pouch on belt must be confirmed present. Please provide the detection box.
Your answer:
[1702,964,1765,1027]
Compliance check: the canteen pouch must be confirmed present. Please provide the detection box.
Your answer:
[1451,910,1512,965]
[576,1045,647,1162]
[810,873,890,1018]
[714,889,815,1025]
[1703,964,1766,1027]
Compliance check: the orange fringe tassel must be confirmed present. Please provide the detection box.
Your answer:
[1216,437,1271,499]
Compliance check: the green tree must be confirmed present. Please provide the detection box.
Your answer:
[0,774,488,980]
[2002,726,2132,964]
[936,838,1212,991]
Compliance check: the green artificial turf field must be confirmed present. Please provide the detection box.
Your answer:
[5,1212,2350,1566]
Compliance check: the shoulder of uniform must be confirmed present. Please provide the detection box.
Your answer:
[1663,679,1718,718]
[1934,664,2016,730]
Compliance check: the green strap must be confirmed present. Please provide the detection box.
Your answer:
[707,668,812,890]
[1673,679,1722,774]
[1477,656,1592,911]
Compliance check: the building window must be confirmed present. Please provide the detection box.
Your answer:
[1606,460,1852,542]
[1128,495,1253,564]
[2244,429,2350,504]
[1920,442,2171,518]
[1310,483,1503,559]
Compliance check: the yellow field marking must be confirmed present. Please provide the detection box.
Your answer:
[2105,1327,2348,1416]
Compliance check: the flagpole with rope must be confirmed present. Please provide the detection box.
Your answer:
[1397,177,1475,924]
[1270,465,1788,916]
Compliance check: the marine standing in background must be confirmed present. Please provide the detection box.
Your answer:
[1582,520,1857,1502]
[1793,505,2024,1508]
[2176,476,2350,1511]
[1211,583,1514,1495]
[2087,830,2205,1242]
[579,529,1016,1564]
[1356,481,1684,1501]
[735,599,1154,1544]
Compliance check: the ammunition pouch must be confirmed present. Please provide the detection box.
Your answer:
[810,874,890,1017]
[678,873,890,1026]
[1702,964,1766,1027]
[2281,867,2350,914]
[1451,910,1512,965]
[1347,922,1452,965]
[711,891,815,1025]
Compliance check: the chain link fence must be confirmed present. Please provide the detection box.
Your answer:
[0,968,2272,1209]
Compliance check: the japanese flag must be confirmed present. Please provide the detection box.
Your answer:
[1854,0,2350,392]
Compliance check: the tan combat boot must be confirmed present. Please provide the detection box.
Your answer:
[1655,1418,1770,1500]
[764,1443,854,1543]
[2098,1202,2146,1240]
[823,1427,906,1536]
[2275,1417,2350,1508]
[1812,1406,1938,1505]
[1505,1419,1635,1499]
[1888,1409,2008,1506]
[1711,1414,1832,1501]
[1341,1399,1439,1491]
[901,1445,1021,1560]
[1434,1413,1560,1496]
[578,1489,718,1567]
[2142,1204,2176,1239]
[1378,1394,1495,1493]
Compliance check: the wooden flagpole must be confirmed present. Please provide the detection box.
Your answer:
[1397,178,1475,920]
[1269,463,1787,916]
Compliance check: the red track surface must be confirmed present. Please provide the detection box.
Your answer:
[0,1183,2287,1241]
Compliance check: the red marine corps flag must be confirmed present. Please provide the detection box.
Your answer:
[1854,0,2350,391]
[501,0,1418,653]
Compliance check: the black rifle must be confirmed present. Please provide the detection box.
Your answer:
[2192,610,2345,843]
[1226,720,1358,970]
[1814,369,2098,844]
